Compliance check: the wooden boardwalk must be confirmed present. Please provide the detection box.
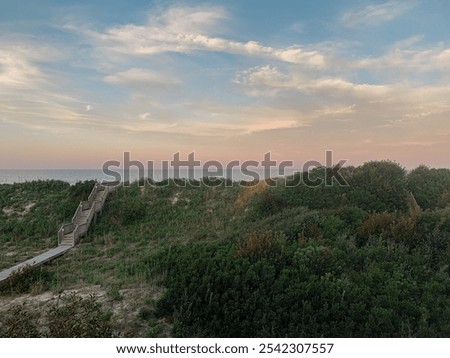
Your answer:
[0,182,117,286]
[0,246,71,282]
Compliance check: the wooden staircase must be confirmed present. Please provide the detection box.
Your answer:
[57,183,111,247]
[0,181,117,286]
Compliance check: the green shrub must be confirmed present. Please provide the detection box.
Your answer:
[0,304,40,338]
[154,236,450,337]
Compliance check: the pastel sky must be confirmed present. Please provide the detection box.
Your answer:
[1,0,449,169]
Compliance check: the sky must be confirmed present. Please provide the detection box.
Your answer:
[0,0,449,169]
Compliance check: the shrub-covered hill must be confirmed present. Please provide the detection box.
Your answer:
[1,161,450,337]
[0,180,95,270]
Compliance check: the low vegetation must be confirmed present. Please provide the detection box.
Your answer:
[1,161,450,337]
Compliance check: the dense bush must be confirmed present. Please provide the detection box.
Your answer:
[347,161,408,212]
[154,232,450,337]
[407,166,450,210]
[146,161,450,336]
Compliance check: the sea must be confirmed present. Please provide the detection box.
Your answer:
[0,168,293,185]
[0,169,115,185]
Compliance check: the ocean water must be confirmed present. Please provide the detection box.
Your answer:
[0,169,113,185]
[0,168,291,185]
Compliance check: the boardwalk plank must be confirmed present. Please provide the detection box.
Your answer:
[0,246,71,282]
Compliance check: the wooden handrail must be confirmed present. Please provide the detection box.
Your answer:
[87,183,99,205]
[71,201,83,222]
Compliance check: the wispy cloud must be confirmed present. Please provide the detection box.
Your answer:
[72,5,325,67]
[104,68,180,90]
[355,43,450,73]
[0,40,103,133]
[0,47,47,88]
[234,65,392,100]
[381,141,439,147]
[341,1,415,28]
[233,63,450,134]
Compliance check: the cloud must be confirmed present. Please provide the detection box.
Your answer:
[436,49,450,61]
[355,44,450,73]
[190,104,302,135]
[233,64,450,134]
[381,141,438,147]
[315,104,357,116]
[75,5,325,67]
[104,99,305,137]
[235,65,392,100]
[290,22,305,34]
[157,5,228,33]
[139,112,151,120]
[104,68,180,89]
[119,117,298,136]
[0,40,103,133]
[0,49,45,88]
[233,65,289,96]
[341,1,414,28]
